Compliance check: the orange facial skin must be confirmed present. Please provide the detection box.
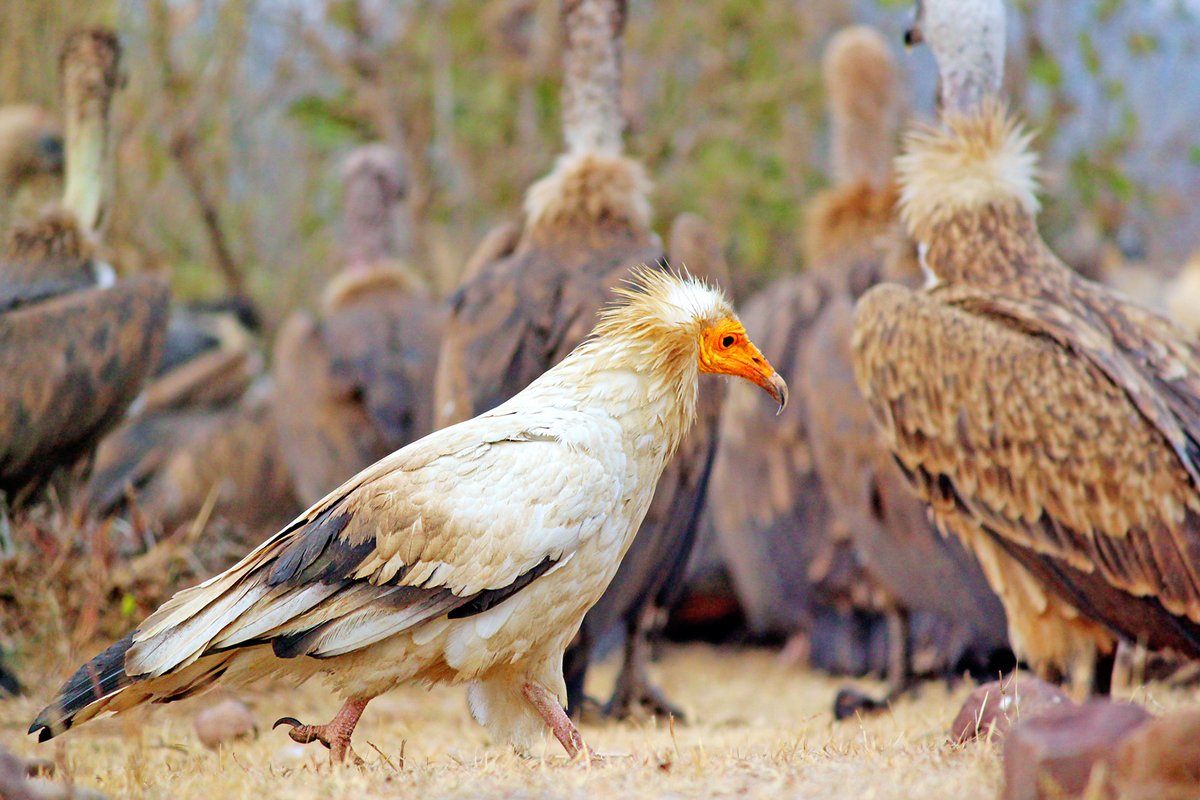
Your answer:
[698,318,788,413]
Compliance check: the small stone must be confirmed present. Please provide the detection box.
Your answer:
[193,698,258,749]
[950,673,1072,744]
[1111,710,1200,800]
[1001,699,1152,800]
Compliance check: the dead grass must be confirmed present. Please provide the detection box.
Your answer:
[9,643,1194,800]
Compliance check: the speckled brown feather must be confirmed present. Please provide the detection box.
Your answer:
[274,266,444,506]
[0,274,169,501]
[853,110,1200,674]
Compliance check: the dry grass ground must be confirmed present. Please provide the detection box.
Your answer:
[2,643,1193,800]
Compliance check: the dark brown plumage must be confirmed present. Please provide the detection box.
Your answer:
[272,145,443,506]
[433,0,728,719]
[853,0,1200,692]
[0,30,168,506]
[707,27,908,678]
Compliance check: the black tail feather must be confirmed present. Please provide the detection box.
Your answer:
[28,633,135,742]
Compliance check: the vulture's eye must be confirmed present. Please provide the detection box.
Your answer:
[720,334,736,349]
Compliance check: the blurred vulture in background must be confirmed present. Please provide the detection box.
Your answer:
[853,0,1200,694]
[800,28,1010,716]
[0,29,168,507]
[434,0,730,719]
[709,25,991,683]
[273,144,443,506]
[85,296,298,550]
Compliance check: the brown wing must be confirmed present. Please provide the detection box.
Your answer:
[273,289,443,506]
[804,294,1007,645]
[0,275,169,501]
[853,283,1200,657]
[708,273,867,634]
[434,235,665,428]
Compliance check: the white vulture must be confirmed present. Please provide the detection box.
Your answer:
[30,269,786,763]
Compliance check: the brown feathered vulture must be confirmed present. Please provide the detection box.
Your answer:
[273,144,444,507]
[797,27,1010,716]
[433,0,730,719]
[0,105,62,197]
[30,270,787,763]
[0,29,168,506]
[853,0,1200,694]
[707,25,912,677]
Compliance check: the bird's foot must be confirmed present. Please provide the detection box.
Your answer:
[832,687,887,720]
[273,698,369,765]
[603,674,685,722]
[833,680,920,720]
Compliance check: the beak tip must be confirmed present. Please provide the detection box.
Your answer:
[767,373,789,416]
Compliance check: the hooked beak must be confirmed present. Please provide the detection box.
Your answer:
[765,371,788,415]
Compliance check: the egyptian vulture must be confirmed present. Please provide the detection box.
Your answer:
[0,29,167,506]
[853,0,1200,693]
[434,0,730,720]
[30,270,786,763]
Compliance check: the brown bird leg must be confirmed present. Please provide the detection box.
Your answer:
[522,682,587,759]
[605,604,685,720]
[273,698,370,765]
[833,607,915,720]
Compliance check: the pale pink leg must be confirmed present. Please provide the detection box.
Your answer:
[522,682,586,758]
[274,697,370,765]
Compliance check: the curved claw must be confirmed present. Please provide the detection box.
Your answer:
[272,716,327,747]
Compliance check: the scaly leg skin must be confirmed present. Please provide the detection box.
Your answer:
[274,698,370,765]
[522,682,591,760]
[604,605,686,721]
[833,607,914,720]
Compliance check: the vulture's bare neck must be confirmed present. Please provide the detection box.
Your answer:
[561,0,626,157]
[61,29,121,235]
[341,145,408,270]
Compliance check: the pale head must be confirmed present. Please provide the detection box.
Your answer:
[590,268,787,413]
[906,0,1005,114]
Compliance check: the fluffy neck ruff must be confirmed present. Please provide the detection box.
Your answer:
[321,262,427,314]
[551,269,732,457]
[521,151,652,247]
[896,101,1039,243]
